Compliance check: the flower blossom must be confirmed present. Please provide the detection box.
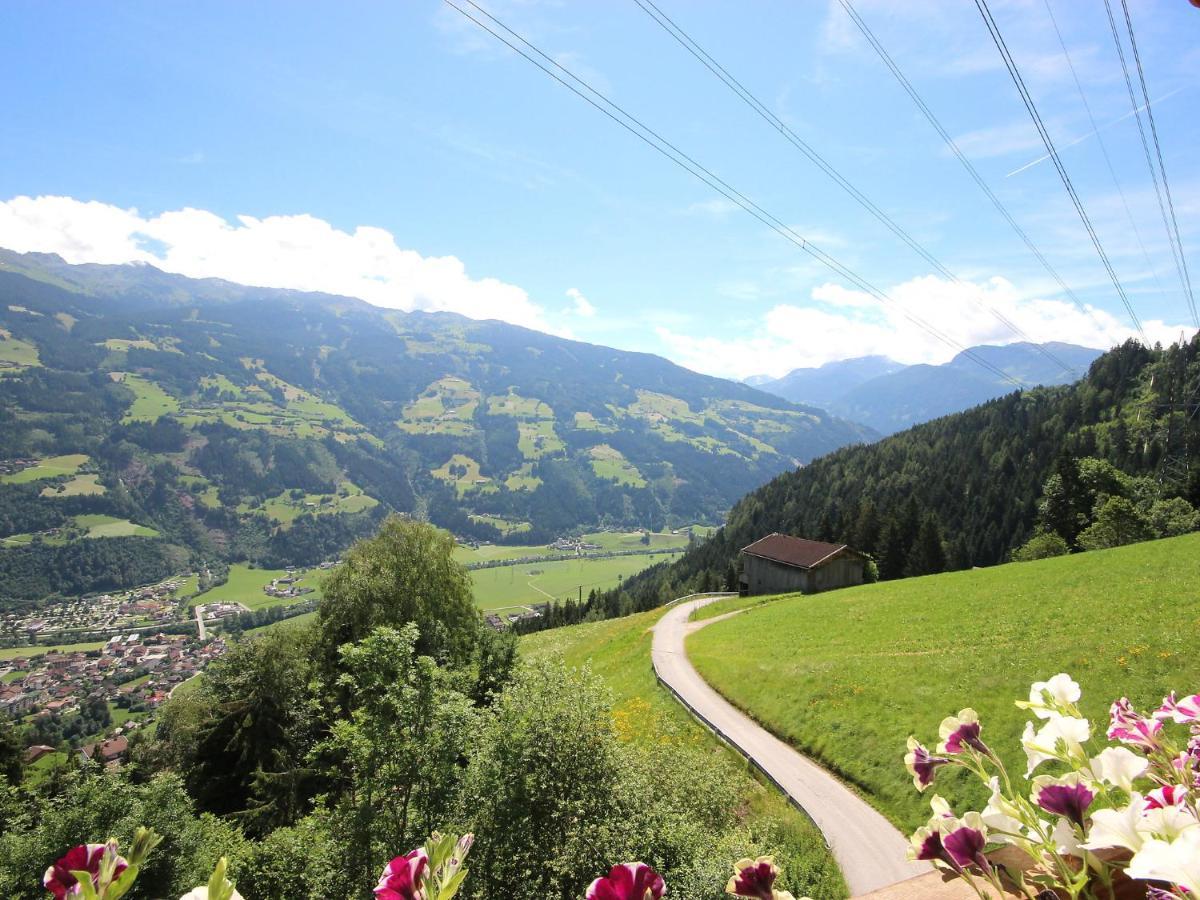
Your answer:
[1127,829,1200,894]
[1082,795,1147,854]
[907,826,962,873]
[1031,774,1094,829]
[942,814,992,874]
[375,849,428,900]
[1154,692,1200,724]
[938,709,991,757]
[1145,785,1189,811]
[904,737,949,792]
[1017,674,1080,719]
[726,856,794,900]
[44,843,127,899]
[1108,698,1163,750]
[178,889,245,900]
[1022,715,1090,776]
[980,777,1022,843]
[586,863,666,900]
[1088,746,1149,792]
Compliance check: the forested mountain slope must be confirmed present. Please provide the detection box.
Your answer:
[613,336,1200,609]
[0,250,873,607]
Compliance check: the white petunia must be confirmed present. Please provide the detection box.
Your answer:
[1127,830,1200,894]
[1022,716,1091,776]
[1081,796,1146,854]
[1019,673,1081,719]
[1088,746,1149,792]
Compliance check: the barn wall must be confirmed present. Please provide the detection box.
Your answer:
[742,553,865,596]
[742,555,811,596]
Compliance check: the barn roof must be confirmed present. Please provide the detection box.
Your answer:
[740,533,857,569]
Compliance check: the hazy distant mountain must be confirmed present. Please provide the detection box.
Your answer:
[757,343,1104,435]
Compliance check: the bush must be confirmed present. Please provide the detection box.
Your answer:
[1011,531,1069,562]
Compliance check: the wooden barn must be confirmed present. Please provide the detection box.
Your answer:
[739,533,867,596]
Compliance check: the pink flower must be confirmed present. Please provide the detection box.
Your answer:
[1108,698,1162,750]
[586,863,666,900]
[43,844,127,899]
[726,856,779,899]
[1145,785,1189,811]
[375,849,428,900]
[1155,692,1200,724]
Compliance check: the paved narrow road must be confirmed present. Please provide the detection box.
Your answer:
[651,597,928,897]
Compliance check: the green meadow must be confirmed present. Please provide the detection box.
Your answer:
[0,640,107,661]
[469,549,677,611]
[522,609,846,899]
[197,563,325,611]
[1,453,88,484]
[117,372,180,422]
[686,532,1200,831]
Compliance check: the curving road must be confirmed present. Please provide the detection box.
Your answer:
[651,596,929,897]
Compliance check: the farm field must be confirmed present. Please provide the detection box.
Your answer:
[197,563,326,611]
[115,372,180,422]
[522,608,846,898]
[0,453,88,484]
[40,473,105,497]
[0,640,107,661]
[75,514,159,539]
[686,532,1200,832]
[470,551,669,611]
[452,529,692,566]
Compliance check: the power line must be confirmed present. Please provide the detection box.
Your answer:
[836,0,1113,340]
[441,0,1025,389]
[1107,0,1197,328]
[630,0,1078,379]
[974,0,1147,344]
[1040,0,1170,311]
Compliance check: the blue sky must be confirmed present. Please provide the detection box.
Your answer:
[1,0,1197,379]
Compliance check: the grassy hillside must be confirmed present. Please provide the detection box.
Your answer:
[686,533,1200,832]
[522,609,847,899]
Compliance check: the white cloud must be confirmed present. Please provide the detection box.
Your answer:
[654,273,1191,381]
[564,287,596,317]
[0,195,553,331]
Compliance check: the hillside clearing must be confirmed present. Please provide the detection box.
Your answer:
[687,532,1200,832]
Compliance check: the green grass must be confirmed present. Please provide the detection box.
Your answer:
[431,454,492,496]
[40,473,106,497]
[245,485,378,526]
[0,329,41,367]
[517,420,565,459]
[687,532,1200,833]
[504,463,542,491]
[116,372,180,422]
[74,514,158,539]
[1,453,88,484]
[199,563,325,610]
[471,552,668,611]
[486,390,553,419]
[588,444,647,487]
[2,669,27,683]
[522,608,847,899]
[0,640,107,661]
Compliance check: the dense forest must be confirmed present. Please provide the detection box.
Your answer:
[0,250,871,608]
[564,336,1200,620]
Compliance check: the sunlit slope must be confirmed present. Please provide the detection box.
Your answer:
[687,533,1200,831]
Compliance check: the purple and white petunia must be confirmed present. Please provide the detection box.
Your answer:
[1108,698,1163,750]
[725,856,781,900]
[1032,775,1095,829]
[375,848,428,900]
[937,709,991,757]
[1144,784,1188,811]
[904,737,950,792]
[942,815,992,875]
[44,843,127,900]
[907,826,963,874]
[586,863,666,900]
[1155,692,1200,724]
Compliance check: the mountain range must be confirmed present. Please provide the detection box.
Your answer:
[0,250,874,606]
[752,342,1104,435]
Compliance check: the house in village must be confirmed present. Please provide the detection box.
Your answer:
[739,533,867,596]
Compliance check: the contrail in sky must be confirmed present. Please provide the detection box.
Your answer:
[1005,86,1183,178]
